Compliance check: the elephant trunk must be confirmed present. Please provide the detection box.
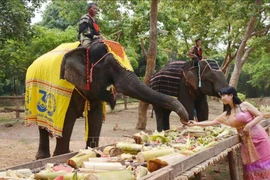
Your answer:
[214,72,229,97]
[114,71,189,124]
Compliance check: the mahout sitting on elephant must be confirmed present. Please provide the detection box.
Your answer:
[25,39,189,159]
[149,60,229,131]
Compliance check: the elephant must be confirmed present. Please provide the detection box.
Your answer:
[25,39,189,159]
[149,60,229,131]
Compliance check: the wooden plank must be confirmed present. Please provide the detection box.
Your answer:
[0,109,13,113]
[0,96,24,100]
[4,145,111,171]
[260,119,270,127]
[140,135,240,180]
[141,167,173,180]
[152,120,270,179]
[4,107,24,112]
[5,152,78,171]
[170,135,240,178]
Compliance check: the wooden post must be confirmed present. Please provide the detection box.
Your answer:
[150,108,154,118]
[228,150,240,180]
[15,105,20,118]
[195,172,202,180]
[124,95,128,110]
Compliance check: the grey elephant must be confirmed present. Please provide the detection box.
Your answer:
[149,60,229,131]
[25,39,189,159]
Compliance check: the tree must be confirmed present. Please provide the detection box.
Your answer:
[228,0,270,88]
[0,25,78,95]
[136,0,158,130]
[39,1,87,30]
[0,0,44,94]
[0,0,44,46]
[243,45,270,97]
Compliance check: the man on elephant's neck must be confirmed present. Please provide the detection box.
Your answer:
[188,38,205,61]
[78,2,101,47]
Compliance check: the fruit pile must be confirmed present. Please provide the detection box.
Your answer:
[0,125,237,180]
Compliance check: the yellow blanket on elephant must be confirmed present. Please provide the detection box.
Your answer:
[25,42,80,137]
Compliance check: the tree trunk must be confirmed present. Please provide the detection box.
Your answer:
[229,11,257,87]
[227,0,264,88]
[136,0,158,130]
[229,47,254,87]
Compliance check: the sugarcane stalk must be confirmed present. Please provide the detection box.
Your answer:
[82,162,125,171]
[4,169,32,178]
[147,153,187,172]
[116,142,142,154]
[102,146,115,155]
[135,166,148,179]
[179,149,195,155]
[109,147,123,157]
[87,170,134,180]
[88,157,109,162]
[67,149,97,168]
[79,168,108,173]
[136,148,175,163]
[34,172,89,180]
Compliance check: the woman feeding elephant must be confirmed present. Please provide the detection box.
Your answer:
[25,39,189,159]
[188,86,270,179]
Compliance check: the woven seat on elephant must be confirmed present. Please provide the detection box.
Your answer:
[150,61,185,98]
[205,59,220,71]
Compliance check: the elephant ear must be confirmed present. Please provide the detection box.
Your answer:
[186,70,199,90]
[60,47,87,90]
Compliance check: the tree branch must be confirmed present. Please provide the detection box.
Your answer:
[241,47,255,65]
[251,24,270,37]
[140,39,148,60]
[235,16,256,61]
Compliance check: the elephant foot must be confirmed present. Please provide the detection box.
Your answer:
[53,150,72,157]
[35,150,51,160]
[136,122,146,130]
[136,127,146,130]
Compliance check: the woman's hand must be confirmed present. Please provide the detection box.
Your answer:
[243,123,251,135]
[187,120,197,126]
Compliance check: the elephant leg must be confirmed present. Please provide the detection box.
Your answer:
[154,105,171,131]
[178,86,195,120]
[53,103,78,156]
[36,127,51,159]
[195,94,209,122]
[86,101,103,148]
[53,90,84,156]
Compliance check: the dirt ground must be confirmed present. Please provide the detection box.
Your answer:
[0,99,269,179]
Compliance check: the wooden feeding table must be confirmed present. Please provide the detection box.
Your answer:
[141,119,270,180]
[2,120,270,180]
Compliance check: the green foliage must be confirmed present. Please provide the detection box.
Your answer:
[237,92,257,107]
[245,48,270,90]
[0,25,78,95]
[246,99,258,108]
[237,93,246,101]
[238,45,270,97]
[0,0,44,46]
[39,1,87,30]
[125,46,139,70]
[1,0,269,97]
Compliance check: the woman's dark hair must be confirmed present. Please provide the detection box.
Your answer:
[220,86,242,115]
